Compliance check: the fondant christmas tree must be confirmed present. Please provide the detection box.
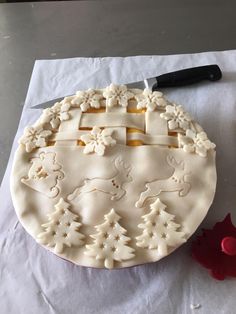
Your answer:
[85,208,135,269]
[37,198,85,254]
[136,198,186,255]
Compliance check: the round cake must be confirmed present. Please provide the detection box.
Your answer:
[11,84,217,269]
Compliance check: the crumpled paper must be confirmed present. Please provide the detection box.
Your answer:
[1,51,236,314]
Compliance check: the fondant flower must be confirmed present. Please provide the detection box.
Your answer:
[178,129,216,157]
[80,126,116,156]
[103,84,134,107]
[20,125,52,152]
[71,89,103,112]
[60,102,71,120]
[135,88,167,111]
[192,214,236,280]
[41,102,70,129]
[160,104,192,130]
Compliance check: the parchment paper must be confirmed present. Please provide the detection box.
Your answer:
[1,51,236,314]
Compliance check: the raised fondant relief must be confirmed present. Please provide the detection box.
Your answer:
[19,125,52,153]
[135,88,167,111]
[37,198,85,254]
[136,198,186,255]
[136,155,191,208]
[85,208,135,269]
[21,152,64,198]
[160,104,192,130]
[71,89,103,112]
[68,157,132,202]
[103,84,134,107]
[40,102,71,129]
[178,129,216,157]
[80,126,116,156]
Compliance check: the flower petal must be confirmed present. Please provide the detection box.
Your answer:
[83,142,95,154]
[119,96,129,107]
[40,130,52,138]
[61,102,70,112]
[103,136,116,146]
[186,129,196,140]
[168,119,178,130]
[35,137,47,147]
[165,105,175,113]
[91,126,101,136]
[60,112,70,121]
[136,100,146,110]
[156,97,167,107]
[143,88,152,97]
[147,102,156,112]
[80,102,90,112]
[51,118,60,129]
[152,91,163,98]
[80,134,93,144]
[160,112,173,120]
[95,143,105,156]
[197,132,208,141]
[107,97,117,107]
[183,144,195,153]
[179,120,190,130]
[90,100,101,109]
[196,145,207,157]
[25,141,36,153]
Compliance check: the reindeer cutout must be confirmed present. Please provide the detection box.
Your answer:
[135,155,191,208]
[67,157,132,202]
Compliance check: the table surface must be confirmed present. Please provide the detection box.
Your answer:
[1,0,236,183]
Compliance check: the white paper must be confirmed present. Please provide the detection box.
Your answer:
[1,52,236,314]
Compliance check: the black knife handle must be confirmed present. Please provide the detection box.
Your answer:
[152,65,222,91]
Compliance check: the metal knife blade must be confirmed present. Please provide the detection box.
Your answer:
[32,65,222,110]
[32,77,157,110]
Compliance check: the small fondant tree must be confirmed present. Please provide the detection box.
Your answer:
[136,198,186,255]
[37,198,85,254]
[85,209,135,269]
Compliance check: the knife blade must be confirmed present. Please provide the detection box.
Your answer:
[33,64,222,109]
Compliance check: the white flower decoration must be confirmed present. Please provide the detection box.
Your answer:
[135,88,167,111]
[178,129,216,157]
[60,102,71,120]
[80,126,116,156]
[41,102,70,129]
[71,89,103,112]
[19,125,52,153]
[103,84,134,107]
[160,104,192,130]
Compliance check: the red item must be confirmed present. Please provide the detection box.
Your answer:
[191,214,236,280]
[221,236,236,256]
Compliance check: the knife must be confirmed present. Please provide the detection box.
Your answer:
[33,64,222,109]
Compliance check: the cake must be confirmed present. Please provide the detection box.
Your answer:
[11,84,217,269]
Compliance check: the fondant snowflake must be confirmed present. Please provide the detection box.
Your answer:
[103,84,134,107]
[41,102,70,129]
[178,129,216,157]
[160,104,192,130]
[71,89,103,112]
[19,125,52,153]
[80,126,116,156]
[135,88,167,111]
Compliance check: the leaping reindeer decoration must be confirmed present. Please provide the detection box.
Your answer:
[135,155,191,208]
[67,157,132,202]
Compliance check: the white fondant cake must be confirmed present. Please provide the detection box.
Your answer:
[11,84,217,269]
